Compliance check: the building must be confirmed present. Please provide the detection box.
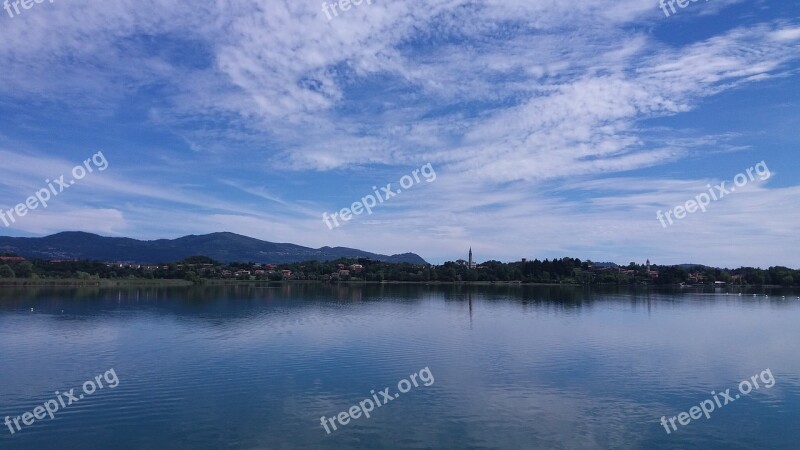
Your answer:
[646,259,659,278]
[688,272,705,283]
[0,256,25,263]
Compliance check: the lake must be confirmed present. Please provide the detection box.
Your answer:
[1,284,799,449]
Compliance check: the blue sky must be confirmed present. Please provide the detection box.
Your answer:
[0,0,798,267]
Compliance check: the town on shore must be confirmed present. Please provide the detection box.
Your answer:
[1,250,798,287]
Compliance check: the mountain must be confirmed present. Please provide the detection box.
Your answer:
[0,232,428,264]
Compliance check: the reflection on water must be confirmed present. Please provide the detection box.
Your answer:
[1,284,799,449]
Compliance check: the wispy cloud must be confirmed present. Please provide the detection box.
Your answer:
[0,0,797,267]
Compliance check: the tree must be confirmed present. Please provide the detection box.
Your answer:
[184,271,199,282]
[0,265,15,278]
[182,255,220,265]
[14,261,33,278]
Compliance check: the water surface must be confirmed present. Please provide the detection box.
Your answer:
[1,284,799,449]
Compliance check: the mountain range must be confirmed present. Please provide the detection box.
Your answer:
[0,232,428,265]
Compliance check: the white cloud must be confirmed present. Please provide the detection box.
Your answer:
[0,0,797,267]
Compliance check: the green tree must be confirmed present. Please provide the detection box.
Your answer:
[0,264,15,278]
[15,261,33,278]
[182,255,220,265]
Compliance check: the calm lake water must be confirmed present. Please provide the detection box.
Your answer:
[1,284,799,449]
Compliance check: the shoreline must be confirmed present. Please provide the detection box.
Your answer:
[0,279,793,289]
[0,279,194,287]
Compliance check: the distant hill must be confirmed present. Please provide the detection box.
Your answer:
[591,262,619,268]
[0,232,428,264]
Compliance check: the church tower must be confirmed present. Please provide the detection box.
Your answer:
[468,247,473,269]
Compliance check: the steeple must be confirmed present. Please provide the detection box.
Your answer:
[468,247,473,269]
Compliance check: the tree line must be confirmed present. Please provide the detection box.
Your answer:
[0,254,797,286]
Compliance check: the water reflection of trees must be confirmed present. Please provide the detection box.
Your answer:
[1,284,798,320]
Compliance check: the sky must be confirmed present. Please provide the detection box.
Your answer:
[0,0,798,267]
